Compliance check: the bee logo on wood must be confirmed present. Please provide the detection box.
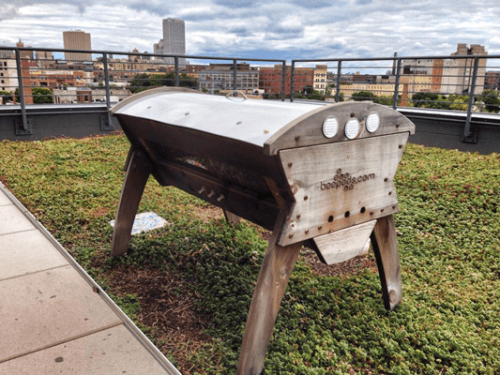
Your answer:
[320,169,375,191]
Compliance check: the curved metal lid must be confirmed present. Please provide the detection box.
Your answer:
[112,87,415,155]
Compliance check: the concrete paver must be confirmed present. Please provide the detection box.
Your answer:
[0,190,12,206]
[0,204,35,236]
[0,325,169,375]
[0,265,122,362]
[0,230,69,281]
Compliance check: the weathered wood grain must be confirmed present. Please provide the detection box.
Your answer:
[313,220,376,264]
[371,214,402,310]
[153,159,281,231]
[237,210,302,375]
[278,133,409,246]
[264,102,415,155]
[223,210,241,225]
[111,148,152,257]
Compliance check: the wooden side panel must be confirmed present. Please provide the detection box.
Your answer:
[371,214,402,310]
[111,148,152,257]
[278,133,409,246]
[312,220,376,265]
[237,210,302,375]
[153,160,281,231]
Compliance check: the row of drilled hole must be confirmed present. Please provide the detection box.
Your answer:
[327,206,366,223]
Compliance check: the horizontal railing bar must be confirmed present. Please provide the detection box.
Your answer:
[2,46,286,63]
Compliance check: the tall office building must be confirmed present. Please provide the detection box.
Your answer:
[63,30,92,62]
[451,43,487,95]
[162,18,186,65]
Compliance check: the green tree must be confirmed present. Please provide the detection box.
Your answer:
[351,91,375,101]
[411,92,438,107]
[303,85,314,95]
[449,95,469,111]
[31,87,53,104]
[14,88,53,104]
[0,90,13,104]
[374,95,394,106]
[479,90,500,113]
[129,73,197,93]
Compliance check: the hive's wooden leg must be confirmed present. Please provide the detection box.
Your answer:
[111,148,152,257]
[223,210,241,225]
[370,214,402,311]
[237,211,302,375]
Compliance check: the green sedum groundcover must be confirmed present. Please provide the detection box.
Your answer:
[0,135,499,374]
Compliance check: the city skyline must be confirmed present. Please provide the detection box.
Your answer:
[0,0,499,61]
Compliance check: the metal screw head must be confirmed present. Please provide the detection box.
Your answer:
[395,123,400,128]
[350,113,355,118]
[185,112,190,116]
[296,214,301,219]
[289,234,293,239]
[288,162,293,168]
[398,145,403,149]
[318,226,322,230]
[305,230,309,234]
[295,136,300,141]
[384,178,388,182]
[304,196,308,201]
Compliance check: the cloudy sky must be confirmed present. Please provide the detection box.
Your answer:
[1,0,499,63]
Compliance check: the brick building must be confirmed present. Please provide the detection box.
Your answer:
[258,65,314,96]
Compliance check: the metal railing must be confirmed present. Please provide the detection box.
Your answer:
[291,54,500,142]
[2,45,500,143]
[0,46,287,133]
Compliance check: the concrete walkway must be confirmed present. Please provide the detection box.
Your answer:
[0,183,180,375]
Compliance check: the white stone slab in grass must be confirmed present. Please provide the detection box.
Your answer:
[109,212,170,235]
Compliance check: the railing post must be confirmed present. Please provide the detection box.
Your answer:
[282,61,286,101]
[102,53,111,111]
[463,56,479,141]
[175,57,180,87]
[14,49,28,132]
[335,61,342,103]
[393,58,402,109]
[290,61,295,102]
[233,59,237,91]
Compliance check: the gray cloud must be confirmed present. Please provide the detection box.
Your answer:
[1,0,500,63]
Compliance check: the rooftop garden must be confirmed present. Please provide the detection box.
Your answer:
[0,135,499,374]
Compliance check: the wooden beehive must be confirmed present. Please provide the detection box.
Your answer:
[110,87,415,375]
